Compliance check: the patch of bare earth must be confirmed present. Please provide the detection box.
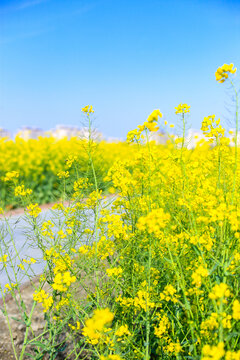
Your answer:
[0,277,45,359]
[0,276,91,359]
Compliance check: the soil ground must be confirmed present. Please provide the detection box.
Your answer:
[0,276,90,360]
[0,276,45,359]
[0,201,70,219]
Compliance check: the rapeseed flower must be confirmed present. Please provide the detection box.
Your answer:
[175,103,190,114]
[82,105,94,114]
[215,63,237,83]
[202,342,225,360]
[82,308,114,345]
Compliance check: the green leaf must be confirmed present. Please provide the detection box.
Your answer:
[30,341,46,349]
[23,353,37,359]
[11,316,25,323]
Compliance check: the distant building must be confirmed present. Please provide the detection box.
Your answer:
[185,129,240,148]
[228,129,240,147]
[105,136,124,143]
[50,125,78,139]
[50,125,103,141]
[0,128,11,138]
[185,129,207,149]
[148,131,169,144]
[15,127,45,140]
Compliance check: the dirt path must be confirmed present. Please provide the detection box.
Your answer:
[0,201,70,219]
[0,275,92,360]
[0,276,45,360]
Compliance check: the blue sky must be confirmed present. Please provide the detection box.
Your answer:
[0,0,240,138]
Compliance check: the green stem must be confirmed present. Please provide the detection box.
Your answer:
[0,286,19,360]
[230,80,239,204]
[87,114,101,306]
[181,113,185,158]
[19,301,37,360]
[145,244,152,360]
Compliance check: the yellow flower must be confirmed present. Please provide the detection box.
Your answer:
[82,105,94,114]
[52,271,76,292]
[68,321,80,331]
[14,185,32,197]
[165,341,182,355]
[23,257,36,264]
[191,265,209,287]
[58,230,66,239]
[57,170,69,179]
[4,283,12,292]
[82,308,114,345]
[17,263,25,270]
[160,284,179,303]
[175,103,190,114]
[215,63,237,83]
[27,203,41,217]
[209,283,231,300]
[137,208,170,236]
[202,342,225,360]
[0,254,8,263]
[4,171,19,182]
[106,267,123,278]
[100,356,122,360]
[147,109,162,123]
[115,324,131,338]
[222,312,232,329]
[127,129,141,143]
[232,299,240,320]
[79,245,91,255]
[144,121,159,132]
[201,115,225,139]
[200,313,219,336]
[33,289,53,312]
[154,313,170,338]
[225,350,240,360]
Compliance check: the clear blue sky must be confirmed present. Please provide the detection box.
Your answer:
[0,0,240,138]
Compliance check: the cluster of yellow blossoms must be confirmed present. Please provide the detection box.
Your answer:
[175,103,190,114]
[82,308,114,345]
[4,170,19,181]
[215,63,237,83]
[82,104,94,114]
[33,289,53,312]
[201,114,225,140]
[127,109,162,142]
[14,184,32,197]
[26,203,41,217]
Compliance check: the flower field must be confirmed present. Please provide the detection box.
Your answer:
[0,136,135,209]
[0,64,240,359]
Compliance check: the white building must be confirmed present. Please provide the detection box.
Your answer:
[0,128,11,138]
[185,129,207,149]
[148,131,169,145]
[228,129,240,146]
[105,136,124,143]
[50,125,103,141]
[15,127,45,140]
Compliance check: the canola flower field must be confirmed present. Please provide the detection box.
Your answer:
[0,63,240,359]
[0,135,135,209]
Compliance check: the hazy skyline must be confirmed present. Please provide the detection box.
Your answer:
[0,0,240,139]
